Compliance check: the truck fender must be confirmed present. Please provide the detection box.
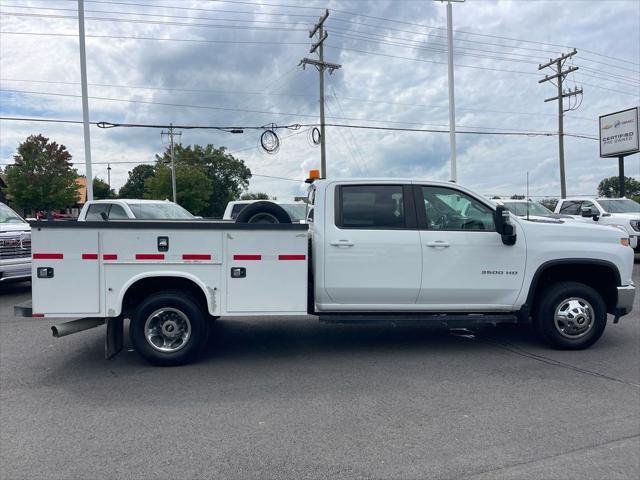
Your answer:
[523,258,621,313]
[114,271,217,317]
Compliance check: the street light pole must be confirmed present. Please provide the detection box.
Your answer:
[446,1,457,183]
[437,0,465,182]
[78,0,93,200]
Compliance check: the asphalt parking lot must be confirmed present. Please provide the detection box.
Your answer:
[1,263,638,480]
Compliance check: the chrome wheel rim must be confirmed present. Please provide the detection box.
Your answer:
[144,308,191,352]
[248,212,278,224]
[554,297,594,339]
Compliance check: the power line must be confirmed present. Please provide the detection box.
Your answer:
[326,45,639,95]
[0,116,598,140]
[10,0,640,68]
[0,11,309,31]
[2,88,598,133]
[12,0,318,18]
[0,77,598,122]
[0,30,307,46]
[3,29,636,91]
[0,3,310,26]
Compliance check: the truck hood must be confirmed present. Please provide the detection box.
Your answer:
[604,212,640,221]
[516,215,627,243]
[0,223,31,233]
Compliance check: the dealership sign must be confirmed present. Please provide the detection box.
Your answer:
[599,107,639,157]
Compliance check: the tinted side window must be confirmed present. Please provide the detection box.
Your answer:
[560,201,581,215]
[421,186,494,231]
[108,204,129,219]
[339,185,405,228]
[85,204,110,221]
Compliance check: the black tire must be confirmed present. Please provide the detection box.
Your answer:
[130,291,208,366]
[235,201,292,224]
[533,281,607,350]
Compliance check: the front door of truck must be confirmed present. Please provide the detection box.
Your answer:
[323,183,422,306]
[415,185,526,309]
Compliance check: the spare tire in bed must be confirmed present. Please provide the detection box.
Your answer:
[235,201,292,224]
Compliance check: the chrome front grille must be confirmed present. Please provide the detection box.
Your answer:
[0,232,31,259]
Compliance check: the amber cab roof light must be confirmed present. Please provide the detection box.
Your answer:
[305,169,321,183]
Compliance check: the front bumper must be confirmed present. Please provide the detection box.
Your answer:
[614,283,636,320]
[0,261,31,283]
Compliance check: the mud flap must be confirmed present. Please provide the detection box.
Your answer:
[105,317,124,360]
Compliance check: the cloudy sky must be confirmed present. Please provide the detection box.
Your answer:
[1,0,639,205]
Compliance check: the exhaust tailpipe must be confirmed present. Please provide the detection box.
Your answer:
[51,318,105,338]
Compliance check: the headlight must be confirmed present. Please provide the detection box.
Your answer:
[631,220,640,232]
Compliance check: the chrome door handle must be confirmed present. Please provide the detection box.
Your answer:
[330,240,355,247]
[426,241,450,248]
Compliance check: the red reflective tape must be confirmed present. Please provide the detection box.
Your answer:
[32,313,44,318]
[233,254,261,261]
[183,254,211,261]
[103,254,118,261]
[278,254,306,261]
[136,254,165,260]
[82,253,98,260]
[33,253,63,260]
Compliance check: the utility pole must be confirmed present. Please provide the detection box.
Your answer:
[161,124,181,203]
[538,49,582,199]
[78,0,93,201]
[107,163,111,190]
[300,9,341,179]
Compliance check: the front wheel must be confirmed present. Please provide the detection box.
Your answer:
[534,281,607,350]
[130,291,208,366]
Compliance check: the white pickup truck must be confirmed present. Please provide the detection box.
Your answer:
[18,178,635,365]
[554,197,640,252]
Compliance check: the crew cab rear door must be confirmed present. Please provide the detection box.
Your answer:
[415,184,526,309]
[322,183,422,305]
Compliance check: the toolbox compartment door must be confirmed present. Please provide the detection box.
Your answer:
[226,231,307,313]
[31,229,100,315]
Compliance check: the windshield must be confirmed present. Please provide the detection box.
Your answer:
[0,204,26,223]
[503,202,553,217]
[126,202,195,219]
[280,203,307,222]
[597,199,640,214]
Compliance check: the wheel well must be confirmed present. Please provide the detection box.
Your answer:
[528,262,619,314]
[122,276,209,318]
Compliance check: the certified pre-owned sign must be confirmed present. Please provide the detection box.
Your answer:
[599,107,639,157]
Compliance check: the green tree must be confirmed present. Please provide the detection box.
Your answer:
[597,176,640,201]
[92,177,115,200]
[118,164,154,199]
[154,144,251,217]
[240,192,271,200]
[539,198,559,211]
[5,134,79,210]
[144,163,212,215]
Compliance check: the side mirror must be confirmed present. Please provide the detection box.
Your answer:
[100,211,109,221]
[581,206,599,220]
[494,205,517,246]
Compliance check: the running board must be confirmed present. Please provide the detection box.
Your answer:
[318,313,518,327]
